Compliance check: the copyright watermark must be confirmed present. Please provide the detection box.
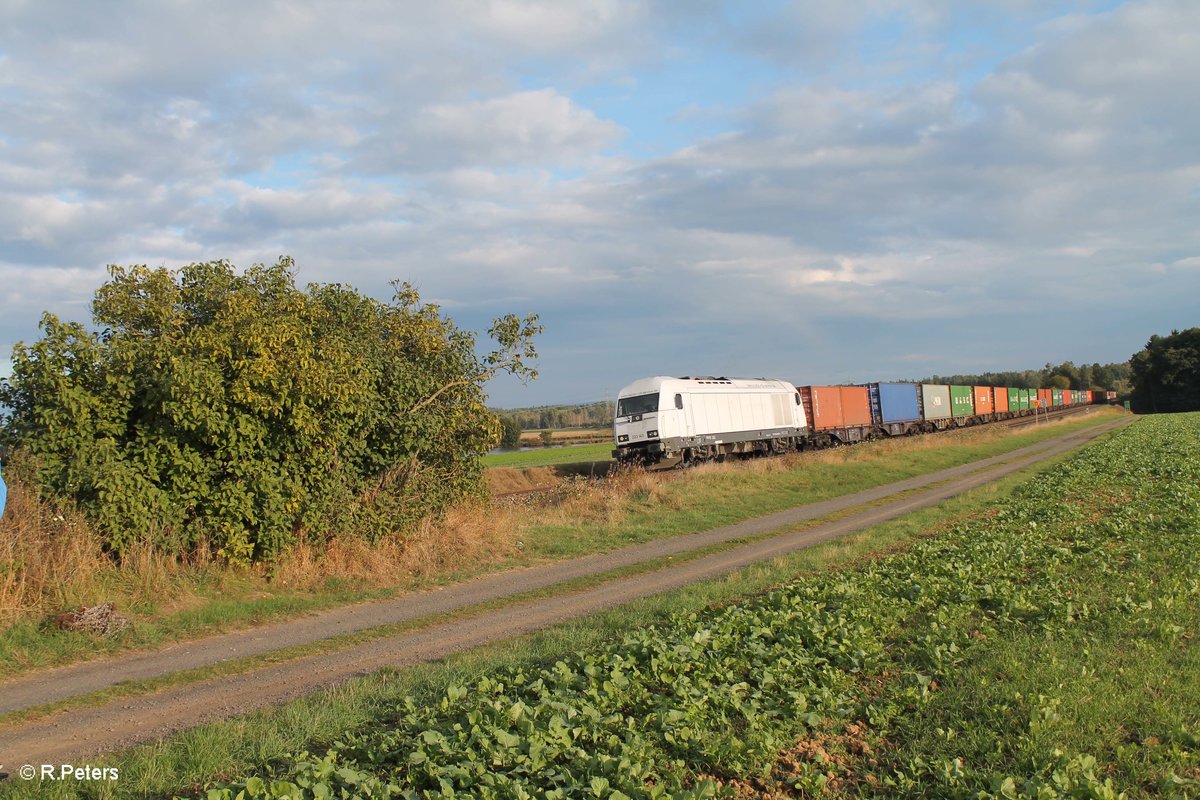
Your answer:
[10,763,119,781]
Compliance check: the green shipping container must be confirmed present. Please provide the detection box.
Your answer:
[1052,389,1063,406]
[949,385,974,417]
[1019,389,1031,410]
[1008,387,1020,410]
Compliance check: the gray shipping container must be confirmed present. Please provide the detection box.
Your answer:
[921,384,952,420]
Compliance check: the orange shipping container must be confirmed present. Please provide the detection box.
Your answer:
[839,386,871,427]
[804,386,844,431]
[994,387,1009,413]
[1037,389,1052,409]
[1064,389,1073,405]
[972,386,994,415]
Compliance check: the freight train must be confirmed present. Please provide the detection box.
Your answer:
[612,376,1103,465]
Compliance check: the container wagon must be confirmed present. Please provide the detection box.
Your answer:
[973,386,995,420]
[866,382,922,436]
[798,385,873,445]
[920,384,953,430]
[994,386,1010,419]
[949,385,975,424]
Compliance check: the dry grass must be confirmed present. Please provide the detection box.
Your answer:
[535,467,678,529]
[0,462,214,629]
[1,467,109,627]
[486,466,564,495]
[270,503,517,589]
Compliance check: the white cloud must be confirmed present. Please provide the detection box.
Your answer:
[405,89,624,169]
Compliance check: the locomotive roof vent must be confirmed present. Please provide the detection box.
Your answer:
[679,376,733,384]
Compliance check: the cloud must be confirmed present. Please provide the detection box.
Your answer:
[354,89,625,172]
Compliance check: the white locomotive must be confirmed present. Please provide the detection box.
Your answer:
[613,376,809,465]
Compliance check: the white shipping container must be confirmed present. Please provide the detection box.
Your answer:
[921,384,953,420]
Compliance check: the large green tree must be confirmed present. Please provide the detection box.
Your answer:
[0,258,540,562]
[1130,327,1200,413]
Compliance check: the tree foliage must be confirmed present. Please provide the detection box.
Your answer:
[919,360,1130,393]
[498,417,522,449]
[496,400,614,431]
[1130,327,1200,413]
[0,258,541,562]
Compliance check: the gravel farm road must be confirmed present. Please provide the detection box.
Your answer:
[0,413,1130,768]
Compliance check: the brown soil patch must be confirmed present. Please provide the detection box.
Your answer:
[705,720,879,798]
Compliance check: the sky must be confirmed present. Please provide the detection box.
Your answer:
[1,0,1197,407]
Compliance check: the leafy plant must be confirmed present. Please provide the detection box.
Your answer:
[0,258,541,562]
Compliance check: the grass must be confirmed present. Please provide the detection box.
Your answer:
[880,605,1200,795]
[0,410,1122,680]
[482,442,613,469]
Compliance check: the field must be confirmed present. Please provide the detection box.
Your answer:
[518,429,610,447]
[43,411,1186,799]
[483,442,613,470]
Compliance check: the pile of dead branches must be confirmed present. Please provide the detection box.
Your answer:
[54,601,129,636]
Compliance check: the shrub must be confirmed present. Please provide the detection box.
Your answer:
[0,258,540,562]
[498,417,523,450]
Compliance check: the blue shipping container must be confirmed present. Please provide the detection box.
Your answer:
[868,382,921,424]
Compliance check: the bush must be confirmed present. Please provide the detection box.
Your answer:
[498,417,523,450]
[0,258,540,562]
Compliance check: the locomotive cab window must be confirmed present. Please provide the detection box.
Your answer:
[674,393,683,410]
[617,393,660,417]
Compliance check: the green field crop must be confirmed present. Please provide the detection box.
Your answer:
[180,413,1198,799]
[483,443,613,469]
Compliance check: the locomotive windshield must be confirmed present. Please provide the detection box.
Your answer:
[616,393,660,417]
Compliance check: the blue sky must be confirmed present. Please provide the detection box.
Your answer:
[1,0,1197,407]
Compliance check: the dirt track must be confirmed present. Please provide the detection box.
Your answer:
[0,413,1129,767]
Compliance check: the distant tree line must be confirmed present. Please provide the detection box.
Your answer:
[917,360,1131,393]
[494,401,615,432]
[1130,328,1200,413]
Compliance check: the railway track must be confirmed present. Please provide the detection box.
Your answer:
[491,405,1104,503]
